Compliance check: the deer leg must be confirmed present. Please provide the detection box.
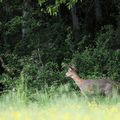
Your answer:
[104,84,112,96]
[80,89,89,100]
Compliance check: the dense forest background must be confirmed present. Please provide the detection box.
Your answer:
[0,0,120,95]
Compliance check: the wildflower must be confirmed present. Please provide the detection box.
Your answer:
[83,115,91,120]
[63,112,71,120]
[12,112,21,120]
[88,101,98,109]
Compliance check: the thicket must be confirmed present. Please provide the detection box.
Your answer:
[0,25,120,95]
[0,0,120,98]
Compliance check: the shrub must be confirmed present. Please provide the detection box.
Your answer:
[71,25,120,81]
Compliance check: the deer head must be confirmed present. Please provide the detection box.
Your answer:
[66,65,77,78]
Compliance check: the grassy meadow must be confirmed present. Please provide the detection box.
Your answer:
[0,84,120,120]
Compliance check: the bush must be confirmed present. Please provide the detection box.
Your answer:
[19,57,67,92]
[0,52,71,95]
[71,26,120,81]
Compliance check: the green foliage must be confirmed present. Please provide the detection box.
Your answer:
[0,54,67,97]
[71,26,120,80]
[10,54,66,93]
[38,0,80,15]
[0,74,13,90]
[1,24,120,96]
[5,16,21,35]
[0,0,120,97]
[22,62,64,91]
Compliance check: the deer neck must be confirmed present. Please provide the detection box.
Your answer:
[71,73,84,84]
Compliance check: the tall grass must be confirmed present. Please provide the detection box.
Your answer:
[0,82,120,120]
[0,71,120,120]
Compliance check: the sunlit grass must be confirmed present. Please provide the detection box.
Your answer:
[0,100,120,120]
[0,84,120,120]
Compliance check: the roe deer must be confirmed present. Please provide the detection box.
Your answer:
[66,66,113,96]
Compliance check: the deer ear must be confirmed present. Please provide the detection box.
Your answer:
[68,67,72,71]
[70,65,77,71]
[68,65,72,69]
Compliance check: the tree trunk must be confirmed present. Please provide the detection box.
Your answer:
[94,0,102,22]
[71,5,80,30]
[3,1,12,50]
[71,4,80,41]
[22,0,31,40]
